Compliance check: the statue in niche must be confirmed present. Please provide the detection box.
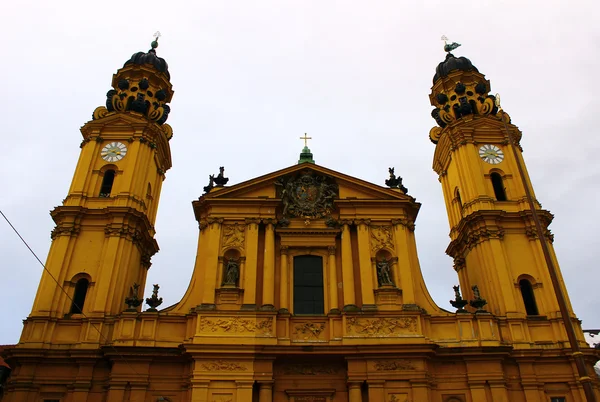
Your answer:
[376,258,394,286]
[222,257,240,286]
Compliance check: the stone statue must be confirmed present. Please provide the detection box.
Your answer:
[124,283,143,311]
[449,285,468,313]
[145,284,163,312]
[469,284,488,313]
[203,174,214,194]
[376,258,394,286]
[222,258,239,286]
[214,166,229,187]
[384,167,408,194]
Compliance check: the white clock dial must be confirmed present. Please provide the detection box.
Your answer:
[100,142,127,162]
[479,144,504,165]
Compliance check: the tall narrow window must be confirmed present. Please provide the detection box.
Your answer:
[293,255,324,315]
[491,172,507,201]
[70,278,89,314]
[519,279,539,315]
[455,188,462,209]
[99,170,115,197]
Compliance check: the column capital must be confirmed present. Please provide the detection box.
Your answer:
[245,217,261,226]
[327,245,336,255]
[355,218,371,227]
[280,245,290,255]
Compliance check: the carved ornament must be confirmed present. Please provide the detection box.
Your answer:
[293,322,326,339]
[200,360,247,371]
[373,360,415,371]
[275,170,338,219]
[221,223,245,250]
[346,317,417,335]
[370,225,395,252]
[198,317,272,334]
[391,218,415,232]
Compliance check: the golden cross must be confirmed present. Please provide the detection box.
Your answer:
[300,133,312,147]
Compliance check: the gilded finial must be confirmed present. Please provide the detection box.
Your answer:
[151,31,161,49]
[300,133,312,147]
[441,35,461,52]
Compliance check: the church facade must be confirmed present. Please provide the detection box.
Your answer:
[2,41,599,402]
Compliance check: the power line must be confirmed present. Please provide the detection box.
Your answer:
[0,209,163,395]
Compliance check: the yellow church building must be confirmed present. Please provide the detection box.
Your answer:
[2,39,599,402]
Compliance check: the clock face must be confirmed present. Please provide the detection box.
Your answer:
[479,144,504,165]
[101,142,127,162]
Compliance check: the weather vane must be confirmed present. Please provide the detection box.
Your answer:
[151,31,161,49]
[441,35,461,53]
[300,133,312,147]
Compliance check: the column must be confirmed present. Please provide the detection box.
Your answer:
[190,380,210,402]
[201,218,222,306]
[236,381,254,401]
[392,221,415,304]
[243,218,260,308]
[279,246,289,312]
[258,381,273,402]
[356,220,375,307]
[367,381,384,400]
[328,246,339,312]
[262,222,276,309]
[348,382,363,402]
[341,223,356,308]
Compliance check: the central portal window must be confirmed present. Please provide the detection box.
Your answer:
[293,255,324,315]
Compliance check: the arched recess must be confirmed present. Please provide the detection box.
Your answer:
[374,249,395,287]
[490,171,507,201]
[98,165,118,197]
[69,273,92,314]
[517,275,539,316]
[222,249,242,287]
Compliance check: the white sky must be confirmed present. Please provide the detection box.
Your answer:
[1,1,599,344]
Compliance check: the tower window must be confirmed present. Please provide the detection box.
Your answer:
[455,188,463,209]
[70,278,89,314]
[99,170,115,197]
[519,279,539,315]
[490,172,507,201]
[293,255,324,315]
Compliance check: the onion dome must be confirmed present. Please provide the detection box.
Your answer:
[92,36,174,130]
[433,52,478,84]
[124,40,170,80]
[428,46,501,143]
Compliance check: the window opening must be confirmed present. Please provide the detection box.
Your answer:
[491,172,507,201]
[293,255,324,315]
[455,188,463,209]
[519,279,539,315]
[70,278,89,314]
[550,398,566,402]
[99,170,115,197]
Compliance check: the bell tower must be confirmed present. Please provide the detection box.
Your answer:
[428,47,575,321]
[27,39,174,324]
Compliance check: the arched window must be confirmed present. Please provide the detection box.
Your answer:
[491,172,507,201]
[455,188,463,209]
[70,278,89,314]
[99,169,115,197]
[519,279,539,315]
[293,255,324,315]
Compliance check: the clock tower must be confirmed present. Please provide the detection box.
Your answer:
[429,50,578,328]
[26,40,174,333]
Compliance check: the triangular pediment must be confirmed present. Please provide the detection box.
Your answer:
[204,163,415,202]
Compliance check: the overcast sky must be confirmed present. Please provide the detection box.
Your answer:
[1,1,599,344]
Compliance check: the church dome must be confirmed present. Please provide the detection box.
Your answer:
[124,44,170,79]
[433,52,478,84]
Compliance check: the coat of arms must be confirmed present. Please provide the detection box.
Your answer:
[275,171,338,219]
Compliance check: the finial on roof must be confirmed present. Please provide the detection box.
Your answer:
[441,35,461,53]
[151,31,161,50]
[298,133,315,164]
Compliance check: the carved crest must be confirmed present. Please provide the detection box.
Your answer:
[221,223,245,250]
[275,170,338,219]
[370,225,395,252]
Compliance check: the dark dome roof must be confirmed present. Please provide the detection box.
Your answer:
[124,48,170,80]
[433,53,478,83]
